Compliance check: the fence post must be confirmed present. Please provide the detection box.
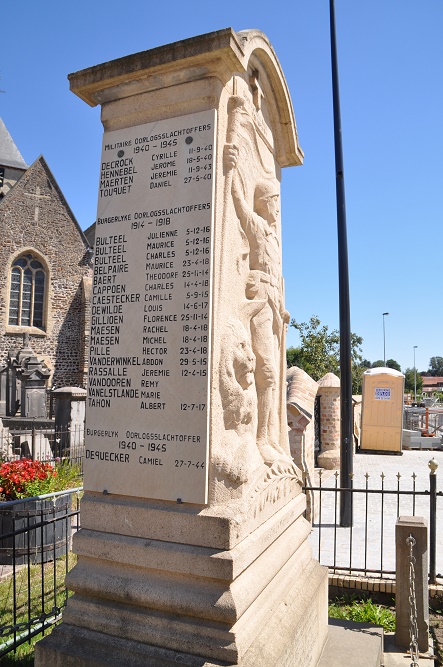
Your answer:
[31,419,36,461]
[395,516,429,653]
[429,457,438,585]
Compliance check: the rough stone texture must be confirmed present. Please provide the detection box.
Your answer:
[0,155,92,388]
[36,496,328,667]
[36,27,328,667]
[317,373,341,470]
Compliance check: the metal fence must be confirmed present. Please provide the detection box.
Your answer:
[404,405,443,439]
[0,423,85,472]
[1,459,441,657]
[0,488,82,657]
[304,465,442,582]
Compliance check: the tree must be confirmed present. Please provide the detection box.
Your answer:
[386,359,402,372]
[370,359,402,371]
[289,315,363,393]
[352,361,368,395]
[404,367,423,394]
[286,346,304,369]
[428,356,443,376]
[290,316,339,380]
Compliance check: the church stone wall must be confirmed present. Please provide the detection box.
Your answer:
[0,156,91,388]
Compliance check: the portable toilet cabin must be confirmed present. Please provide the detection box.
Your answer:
[360,367,405,452]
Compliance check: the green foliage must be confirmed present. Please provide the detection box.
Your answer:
[0,553,77,664]
[328,597,396,632]
[289,315,363,393]
[429,356,443,376]
[404,367,423,394]
[50,459,82,492]
[289,316,339,380]
[0,460,55,500]
[0,642,35,665]
[0,459,82,501]
[386,359,401,372]
[352,363,366,395]
[286,346,304,368]
[370,359,402,371]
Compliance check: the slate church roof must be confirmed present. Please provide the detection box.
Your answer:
[0,117,28,170]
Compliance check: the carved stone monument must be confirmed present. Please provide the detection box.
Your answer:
[36,28,328,666]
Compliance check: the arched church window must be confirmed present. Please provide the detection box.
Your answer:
[9,253,46,329]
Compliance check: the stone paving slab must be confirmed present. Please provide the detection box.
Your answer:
[383,634,435,666]
[317,619,383,667]
[317,620,435,666]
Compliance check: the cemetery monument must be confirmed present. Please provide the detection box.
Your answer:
[36,28,328,667]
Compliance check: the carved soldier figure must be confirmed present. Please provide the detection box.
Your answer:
[225,143,289,464]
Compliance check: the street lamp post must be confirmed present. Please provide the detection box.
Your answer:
[383,312,389,365]
[413,345,418,402]
[330,0,353,527]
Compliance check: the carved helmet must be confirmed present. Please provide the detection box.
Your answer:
[254,179,279,208]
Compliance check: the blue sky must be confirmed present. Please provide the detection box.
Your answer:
[2,1,442,373]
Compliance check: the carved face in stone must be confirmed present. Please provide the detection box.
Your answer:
[254,180,280,226]
[220,318,256,432]
[233,336,256,390]
[221,319,255,393]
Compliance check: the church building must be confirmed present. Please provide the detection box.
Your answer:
[0,118,92,415]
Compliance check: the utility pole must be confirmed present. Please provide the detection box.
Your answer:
[413,345,418,402]
[329,0,353,527]
[383,312,389,365]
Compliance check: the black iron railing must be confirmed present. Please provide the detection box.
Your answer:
[303,466,442,582]
[0,488,81,657]
[0,423,84,472]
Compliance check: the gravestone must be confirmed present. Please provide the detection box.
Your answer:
[53,387,87,453]
[5,335,51,418]
[35,28,328,667]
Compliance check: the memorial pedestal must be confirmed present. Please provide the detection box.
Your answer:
[36,28,328,667]
[36,490,327,666]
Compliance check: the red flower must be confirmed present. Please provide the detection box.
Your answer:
[0,458,56,501]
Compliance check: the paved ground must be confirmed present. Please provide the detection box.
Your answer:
[308,448,443,579]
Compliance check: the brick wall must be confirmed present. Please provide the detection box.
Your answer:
[317,373,341,470]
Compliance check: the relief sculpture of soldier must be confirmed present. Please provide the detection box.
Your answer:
[225,143,290,465]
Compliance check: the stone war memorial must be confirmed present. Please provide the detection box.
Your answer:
[36,28,328,666]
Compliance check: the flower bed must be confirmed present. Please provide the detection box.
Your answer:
[0,458,82,565]
[0,459,56,501]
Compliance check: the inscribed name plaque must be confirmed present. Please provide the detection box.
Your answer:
[85,110,216,504]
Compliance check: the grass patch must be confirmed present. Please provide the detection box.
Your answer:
[0,631,44,665]
[329,595,396,632]
[0,552,77,662]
